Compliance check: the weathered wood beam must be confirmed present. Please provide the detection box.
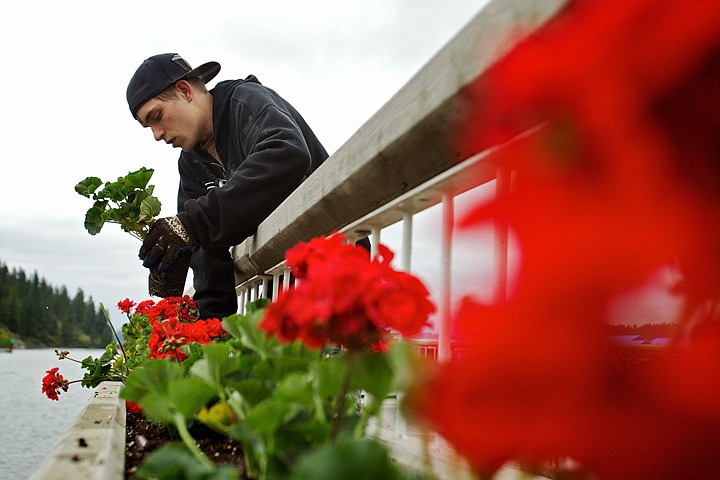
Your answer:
[232,0,567,283]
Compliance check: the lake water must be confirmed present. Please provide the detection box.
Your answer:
[0,348,104,480]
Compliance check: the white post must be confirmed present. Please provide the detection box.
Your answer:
[371,225,382,258]
[438,193,454,362]
[273,271,281,299]
[261,277,269,299]
[401,210,413,271]
[283,266,291,291]
[395,208,414,437]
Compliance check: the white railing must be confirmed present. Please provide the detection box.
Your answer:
[232,0,568,354]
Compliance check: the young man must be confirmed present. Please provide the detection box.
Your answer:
[126,53,331,319]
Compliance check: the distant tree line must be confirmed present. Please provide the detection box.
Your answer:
[0,260,113,348]
[604,322,675,340]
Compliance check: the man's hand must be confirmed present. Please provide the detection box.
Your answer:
[139,216,195,272]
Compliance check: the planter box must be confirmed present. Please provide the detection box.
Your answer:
[30,381,125,480]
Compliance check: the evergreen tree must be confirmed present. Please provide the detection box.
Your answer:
[0,260,113,347]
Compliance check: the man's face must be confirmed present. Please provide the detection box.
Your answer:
[135,89,203,152]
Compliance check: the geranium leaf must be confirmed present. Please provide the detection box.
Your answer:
[169,377,217,419]
[84,206,105,235]
[120,358,184,404]
[275,372,314,406]
[246,399,294,436]
[124,167,154,190]
[74,176,103,198]
[139,195,162,221]
[137,443,240,480]
[190,342,240,393]
[138,390,176,425]
[312,356,346,400]
[351,351,394,401]
[290,438,406,480]
[223,311,276,357]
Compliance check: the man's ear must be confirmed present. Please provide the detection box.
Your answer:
[175,80,193,101]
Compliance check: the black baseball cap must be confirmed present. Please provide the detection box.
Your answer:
[126,53,221,118]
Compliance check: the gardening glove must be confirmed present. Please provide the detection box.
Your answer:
[139,216,195,272]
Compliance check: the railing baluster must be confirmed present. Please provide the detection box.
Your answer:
[401,209,413,271]
[283,266,291,291]
[395,208,414,437]
[438,193,454,363]
[371,225,381,258]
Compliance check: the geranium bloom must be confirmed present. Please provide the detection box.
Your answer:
[42,367,69,401]
[409,0,720,478]
[117,298,136,314]
[147,316,226,362]
[148,317,188,361]
[285,232,365,280]
[126,295,200,324]
[363,247,436,336]
[260,234,434,351]
[126,401,142,415]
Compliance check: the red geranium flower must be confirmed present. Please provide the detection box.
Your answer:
[42,367,69,401]
[117,298,136,314]
[260,234,434,352]
[147,314,226,362]
[363,267,436,336]
[126,401,142,415]
[148,317,188,361]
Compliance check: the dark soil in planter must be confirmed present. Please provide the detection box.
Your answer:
[125,411,248,479]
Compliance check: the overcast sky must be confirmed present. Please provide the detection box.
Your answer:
[0,0,502,329]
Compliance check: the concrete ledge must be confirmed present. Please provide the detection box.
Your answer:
[30,381,125,480]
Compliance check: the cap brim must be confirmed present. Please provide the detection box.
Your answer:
[183,61,221,84]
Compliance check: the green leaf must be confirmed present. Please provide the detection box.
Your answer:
[120,358,184,404]
[312,356,346,401]
[84,206,105,235]
[170,377,217,419]
[74,176,103,197]
[222,311,276,358]
[351,351,395,401]
[189,343,242,395]
[290,438,406,480]
[139,195,162,222]
[247,399,294,437]
[230,378,275,407]
[124,167,155,190]
[137,443,240,480]
[275,372,314,407]
[137,389,177,424]
[245,298,270,314]
[252,355,312,383]
[121,359,216,425]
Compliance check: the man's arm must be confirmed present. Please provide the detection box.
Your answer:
[178,95,313,250]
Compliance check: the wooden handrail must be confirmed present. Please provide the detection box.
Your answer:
[231,0,568,285]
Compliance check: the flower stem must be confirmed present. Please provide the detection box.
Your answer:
[55,352,84,364]
[330,354,356,442]
[100,302,129,376]
[174,413,214,469]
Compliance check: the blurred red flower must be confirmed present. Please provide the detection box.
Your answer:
[410,0,720,477]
